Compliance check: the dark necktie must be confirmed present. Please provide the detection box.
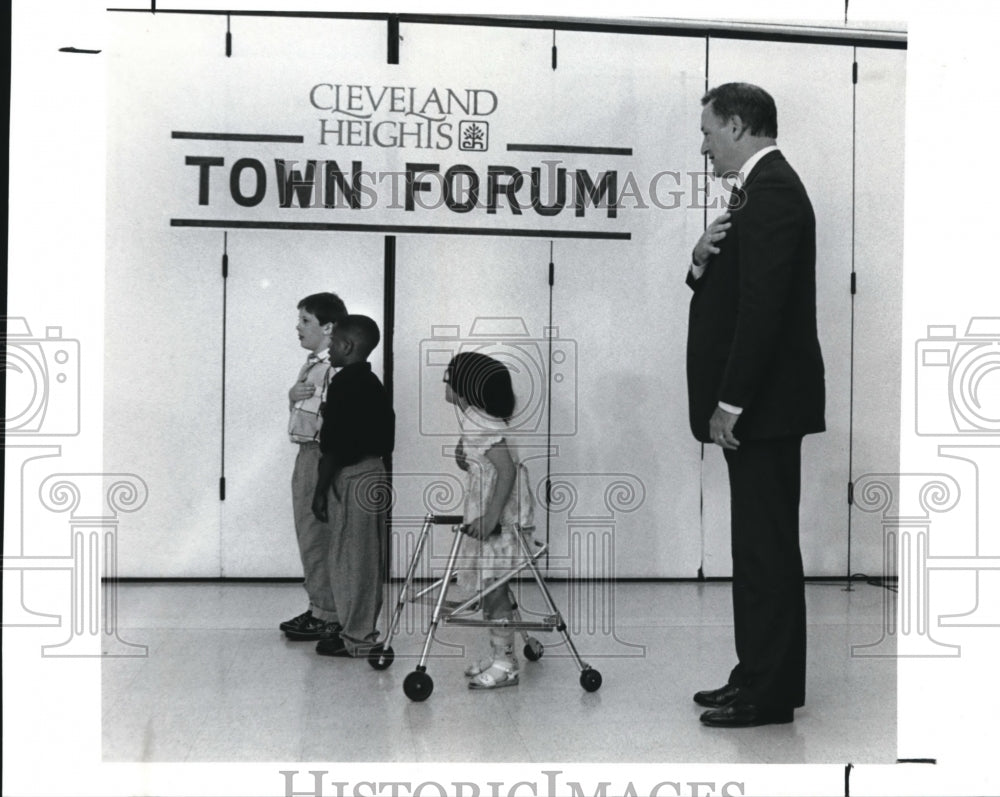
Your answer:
[728,183,746,211]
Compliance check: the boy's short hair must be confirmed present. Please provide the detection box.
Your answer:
[337,314,381,358]
[297,292,348,326]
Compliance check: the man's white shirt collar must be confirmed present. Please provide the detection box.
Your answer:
[734,145,780,188]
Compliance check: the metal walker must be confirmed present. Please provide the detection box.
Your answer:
[367,513,603,701]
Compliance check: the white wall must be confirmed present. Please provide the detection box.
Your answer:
[103,14,906,578]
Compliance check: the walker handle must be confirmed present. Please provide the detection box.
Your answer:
[430,514,464,525]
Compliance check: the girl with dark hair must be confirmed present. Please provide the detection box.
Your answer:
[444,352,533,689]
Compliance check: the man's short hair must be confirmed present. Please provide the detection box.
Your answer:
[297,292,348,327]
[701,82,778,138]
[338,314,381,357]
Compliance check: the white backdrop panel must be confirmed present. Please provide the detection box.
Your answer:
[106,14,239,576]
[105,13,388,576]
[704,39,855,577]
[542,31,707,578]
[549,238,704,577]
[104,228,225,576]
[850,48,907,577]
[391,236,552,578]
[221,231,384,577]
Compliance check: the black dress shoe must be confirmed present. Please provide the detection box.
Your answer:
[693,684,741,708]
[700,703,794,728]
[316,636,352,657]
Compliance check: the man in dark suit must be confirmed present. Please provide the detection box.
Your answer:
[685,83,826,727]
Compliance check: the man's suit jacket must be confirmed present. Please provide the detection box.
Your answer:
[686,150,826,444]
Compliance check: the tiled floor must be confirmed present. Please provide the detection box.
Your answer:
[102,581,896,763]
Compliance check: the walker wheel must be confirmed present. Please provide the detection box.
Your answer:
[523,638,544,661]
[580,667,603,692]
[368,644,394,670]
[403,670,434,702]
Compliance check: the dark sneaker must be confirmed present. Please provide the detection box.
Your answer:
[285,617,341,641]
[279,609,313,634]
[316,636,352,657]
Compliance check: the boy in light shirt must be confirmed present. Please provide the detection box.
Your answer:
[281,292,348,641]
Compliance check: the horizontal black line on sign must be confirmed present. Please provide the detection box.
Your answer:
[58,47,102,54]
[170,219,631,240]
[507,144,633,156]
[171,132,305,143]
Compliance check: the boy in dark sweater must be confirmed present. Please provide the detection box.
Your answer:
[311,315,395,658]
